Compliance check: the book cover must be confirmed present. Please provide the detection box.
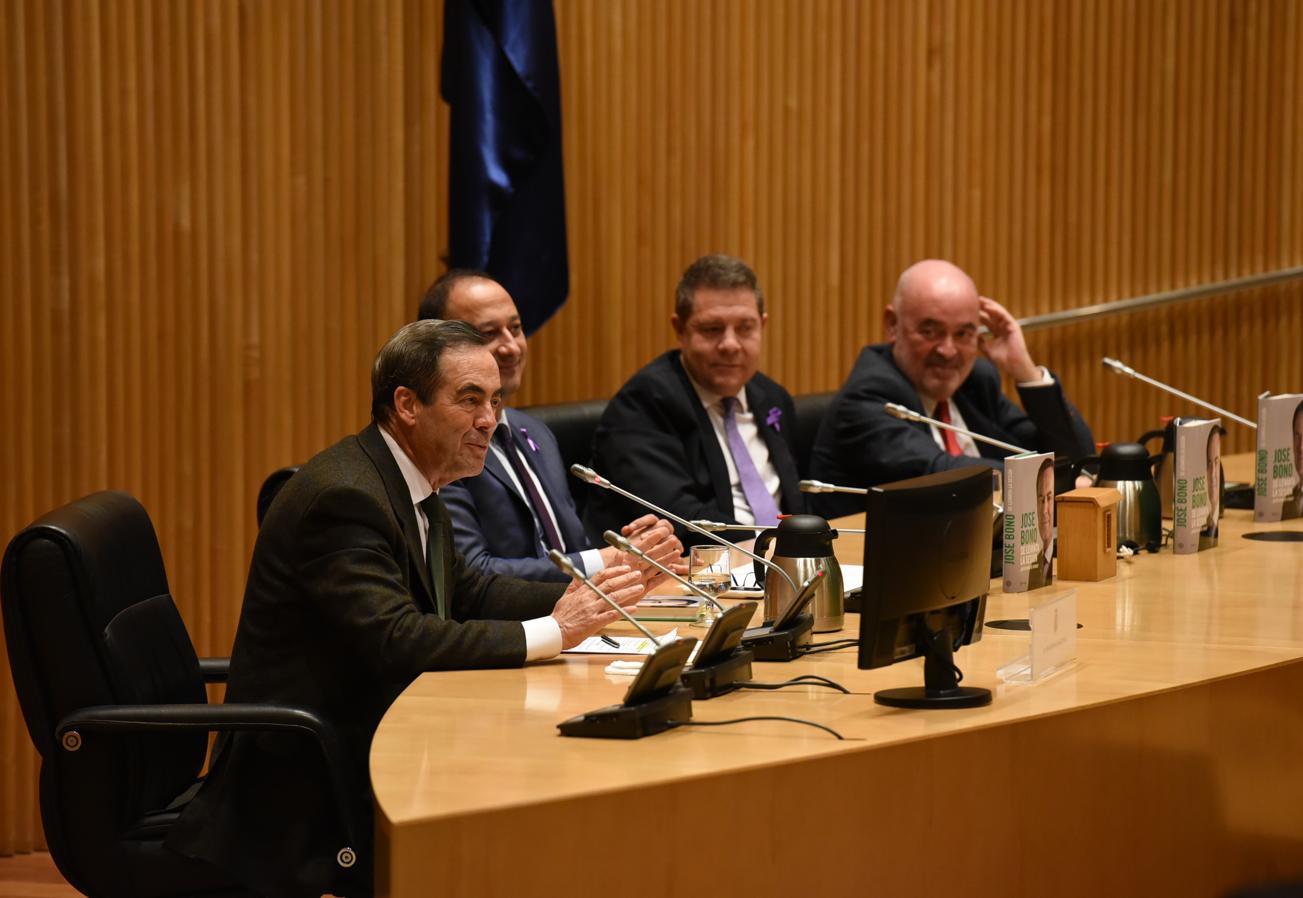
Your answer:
[1254,393,1303,523]
[1002,451,1056,592]
[1173,418,1221,554]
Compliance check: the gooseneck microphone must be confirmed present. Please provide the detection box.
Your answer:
[691,517,865,536]
[1102,357,1257,429]
[799,479,867,496]
[602,531,726,613]
[569,464,799,597]
[690,520,770,531]
[884,402,1033,454]
[547,550,663,646]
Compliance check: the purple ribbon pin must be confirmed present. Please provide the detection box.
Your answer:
[766,407,783,431]
[519,427,540,453]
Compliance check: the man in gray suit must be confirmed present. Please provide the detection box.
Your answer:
[169,321,648,898]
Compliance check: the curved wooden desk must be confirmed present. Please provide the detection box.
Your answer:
[372,456,1303,897]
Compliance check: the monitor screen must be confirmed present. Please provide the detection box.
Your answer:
[857,466,992,708]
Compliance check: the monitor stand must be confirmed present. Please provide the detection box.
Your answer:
[874,624,991,709]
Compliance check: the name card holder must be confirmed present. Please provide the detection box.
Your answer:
[996,589,1078,684]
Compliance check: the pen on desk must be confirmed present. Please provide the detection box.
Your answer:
[600,634,620,648]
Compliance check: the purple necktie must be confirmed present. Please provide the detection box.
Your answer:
[495,423,565,553]
[720,396,782,526]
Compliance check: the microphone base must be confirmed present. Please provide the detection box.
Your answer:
[742,615,816,662]
[681,648,755,700]
[557,686,694,739]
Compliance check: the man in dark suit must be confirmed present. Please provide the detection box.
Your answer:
[1201,425,1222,543]
[1284,401,1303,519]
[420,270,682,581]
[168,320,648,898]
[585,254,804,544]
[1026,457,1056,590]
[809,259,1095,518]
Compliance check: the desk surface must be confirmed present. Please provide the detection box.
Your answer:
[371,455,1303,898]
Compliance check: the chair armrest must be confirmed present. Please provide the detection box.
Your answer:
[58,703,330,736]
[56,703,360,851]
[197,656,231,682]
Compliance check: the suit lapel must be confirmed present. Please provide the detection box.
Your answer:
[481,447,532,516]
[746,381,801,513]
[953,395,1009,460]
[506,419,589,551]
[669,354,735,515]
[357,423,437,612]
[483,427,556,552]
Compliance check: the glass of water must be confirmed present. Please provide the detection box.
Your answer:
[688,544,730,628]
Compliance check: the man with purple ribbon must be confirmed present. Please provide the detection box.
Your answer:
[585,254,805,545]
[421,270,682,582]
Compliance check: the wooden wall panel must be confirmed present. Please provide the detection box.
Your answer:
[527,0,1303,422]
[2,0,1301,856]
[0,0,445,854]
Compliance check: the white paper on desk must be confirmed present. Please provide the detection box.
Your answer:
[563,628,678,656]
[730,562,863,593]
[605,638,702,676]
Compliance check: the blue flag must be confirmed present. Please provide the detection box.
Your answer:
[442,0,569,334]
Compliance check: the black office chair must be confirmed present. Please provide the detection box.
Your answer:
[792,391,837,478]
[256,465,300,527]
[521,398,608,513]
[1,491,357,898]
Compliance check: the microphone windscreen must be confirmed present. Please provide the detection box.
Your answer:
[547,549,578,577]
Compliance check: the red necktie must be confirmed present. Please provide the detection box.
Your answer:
[934,400,964,456]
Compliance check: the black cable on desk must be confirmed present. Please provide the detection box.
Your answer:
[734,674,849,694]
[798,638,858,655]
[668,716,844,740]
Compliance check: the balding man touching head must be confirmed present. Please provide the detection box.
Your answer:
[808,259,1095,516]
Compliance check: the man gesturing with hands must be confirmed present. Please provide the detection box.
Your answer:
[170,320,668,898]
[809,259,1095,517]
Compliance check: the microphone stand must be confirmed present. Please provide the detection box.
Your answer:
[884,402,1033,454]
[1102,357,1257,429]
[692,516,866,538]
[570,464,799,598]
[799,479,868,496]
[547,550,663,647]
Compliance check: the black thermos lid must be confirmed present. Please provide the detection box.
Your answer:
[771,514,836,557]
[1097,442,1155,482]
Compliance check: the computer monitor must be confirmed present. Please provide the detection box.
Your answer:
[858,466,992,709]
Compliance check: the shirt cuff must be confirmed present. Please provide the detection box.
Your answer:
[577,548,606,575]
[522,615,563,662]
[1017,366,1055,388]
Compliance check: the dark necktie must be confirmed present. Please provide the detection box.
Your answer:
[934,400,964,456]
[720,396,782,526]
[494,423,565,552]
[418,494,447,619]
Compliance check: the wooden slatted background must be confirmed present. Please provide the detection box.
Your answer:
[2,0,1301,855]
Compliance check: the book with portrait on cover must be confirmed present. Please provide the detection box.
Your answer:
[1002,451,1056,592]
[1173,417,1222,554]
[1254,393,1303,523]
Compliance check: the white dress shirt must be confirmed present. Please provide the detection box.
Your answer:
[379,425,561,661]
[487,409,604,574]
[685,374,783,525]
[923,367,1056,457]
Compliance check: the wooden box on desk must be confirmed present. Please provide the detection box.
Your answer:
[1056,487,1120,581]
